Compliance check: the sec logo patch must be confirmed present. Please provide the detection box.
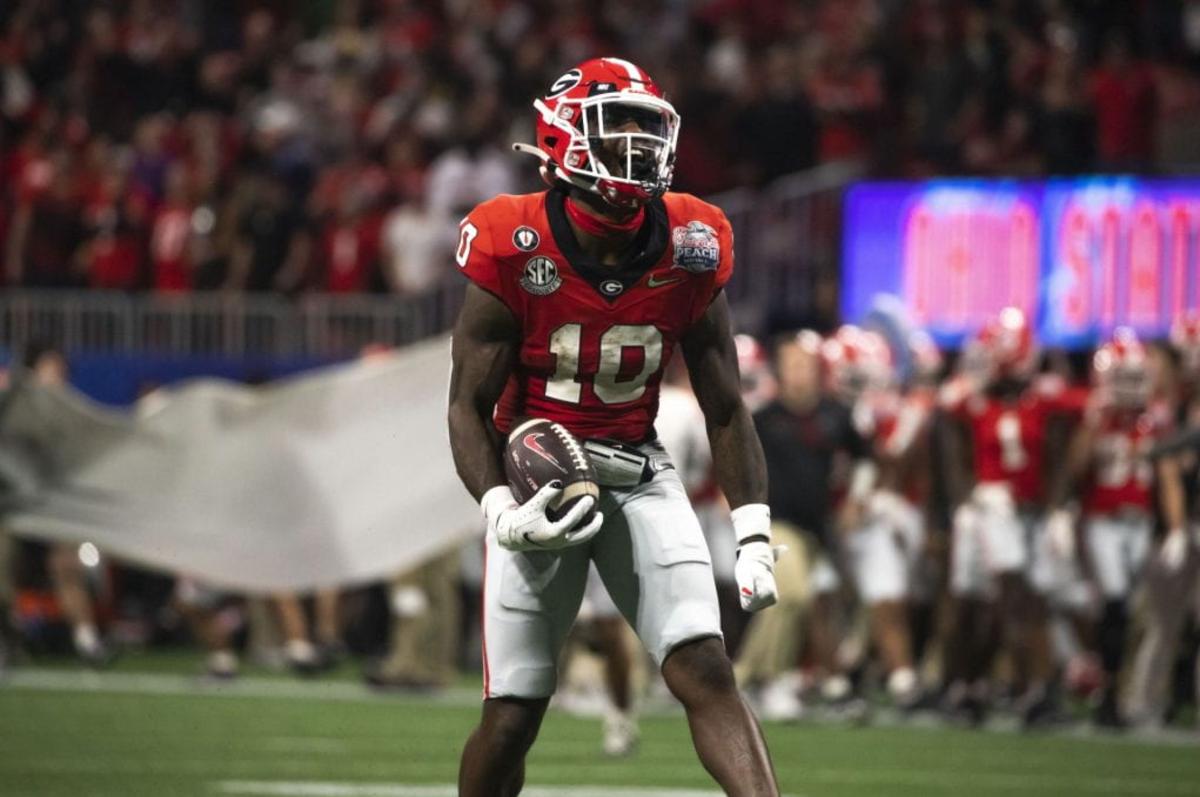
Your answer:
[520,256,561,296]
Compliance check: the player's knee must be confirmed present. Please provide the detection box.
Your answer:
[481,699,544,758]
[501,767,525,797]
[997,572,1038,616]
[592,617,626,652]
[663,637,738,703]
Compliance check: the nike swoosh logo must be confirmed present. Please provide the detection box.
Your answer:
[523,433,567,473]
[647,274,681,288]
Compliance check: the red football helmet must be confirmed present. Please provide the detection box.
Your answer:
[968,307,1039,383]
[513,57,680,208]
[908,329,943,384]
[1093,327,1151,408]
[1169,310,1200,376]
[735,333,776,410]
[822,325,895,403]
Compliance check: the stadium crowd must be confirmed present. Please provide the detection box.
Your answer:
[4,0,1200,294]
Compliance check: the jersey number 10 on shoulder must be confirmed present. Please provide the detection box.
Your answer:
[547,323,663,405]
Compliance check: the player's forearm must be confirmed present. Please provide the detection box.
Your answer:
[447,402,506,502]
[935,413,972,505]
[1156,454,1187,532]
[447,284,519,503]
[707,404,768,509]
[1048,426,1090,508]
[446,334,512,502]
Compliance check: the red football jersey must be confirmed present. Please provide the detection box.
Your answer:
[1083,403,1171,515]
[950,378,1088,505]
[457,188,733,443]
[860,389,935,504]
[867,390,934,461]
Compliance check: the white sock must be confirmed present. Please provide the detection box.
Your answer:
[821,674,851,701]
[887,667,918,701]
[74,624,100,654]
[286,638,316,663]
[208,650,238,675]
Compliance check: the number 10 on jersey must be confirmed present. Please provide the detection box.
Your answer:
[547,324,663,405]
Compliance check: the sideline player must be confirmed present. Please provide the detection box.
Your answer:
[841,327,937,708]
[939,308,1086,726]
[1125,316,1200,726]
[734,330,872,721]
[1046,328,1184,727]
[447,58,780,796]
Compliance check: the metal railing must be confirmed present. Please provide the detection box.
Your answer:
[0,288,467,359]
[719,162,862,331]
[0,163,859,359]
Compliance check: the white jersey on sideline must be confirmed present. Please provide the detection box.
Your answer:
[655,385,736,581]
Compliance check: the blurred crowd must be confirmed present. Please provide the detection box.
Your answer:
[4,0,1200,295]
[3,306,1200,745]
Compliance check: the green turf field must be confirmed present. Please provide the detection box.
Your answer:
[1,665,1198,797]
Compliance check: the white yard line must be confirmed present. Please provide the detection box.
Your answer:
[261,737,350,754]
[806,768,1200,795]
[216,782,728,797]
[0,668,480,705]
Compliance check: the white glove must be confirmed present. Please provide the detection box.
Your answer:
[1045,508,1076,561]
[1160,528,1189,573]
[952,501,978,536]
[482,483,603,553]
[732,503,784,612]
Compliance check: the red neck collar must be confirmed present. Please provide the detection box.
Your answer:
[564,197,645,237]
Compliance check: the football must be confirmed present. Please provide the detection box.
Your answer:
[504,417,600,523]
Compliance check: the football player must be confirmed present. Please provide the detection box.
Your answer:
[731,330,875,722]
[447,59,779,795]
[1046,329,1184,727]
[841,327,939,708]
[735,334,777,414]
[569,564,640,758]
[1125,317,1200,727]
[939,308,1087,726]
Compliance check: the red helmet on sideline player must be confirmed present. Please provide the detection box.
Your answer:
[513,57,680,208]
[969,307,1039,384]
[1093,327,1151,409]
[735,333,776,410]
[908,329,943,386]
[822,325,894,403]
[1169,310,1200,376]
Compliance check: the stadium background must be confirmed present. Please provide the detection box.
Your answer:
[3,1,1200,796]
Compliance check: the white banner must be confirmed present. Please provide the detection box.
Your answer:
[0,336,480,592]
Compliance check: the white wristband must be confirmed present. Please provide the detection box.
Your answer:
[480,485,516,523]
[730,503,771,545]
[848,461,878,502]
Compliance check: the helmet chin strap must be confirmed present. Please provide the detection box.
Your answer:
[511,142,548,161]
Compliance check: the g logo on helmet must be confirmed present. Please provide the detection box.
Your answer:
[547,69,582,99]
